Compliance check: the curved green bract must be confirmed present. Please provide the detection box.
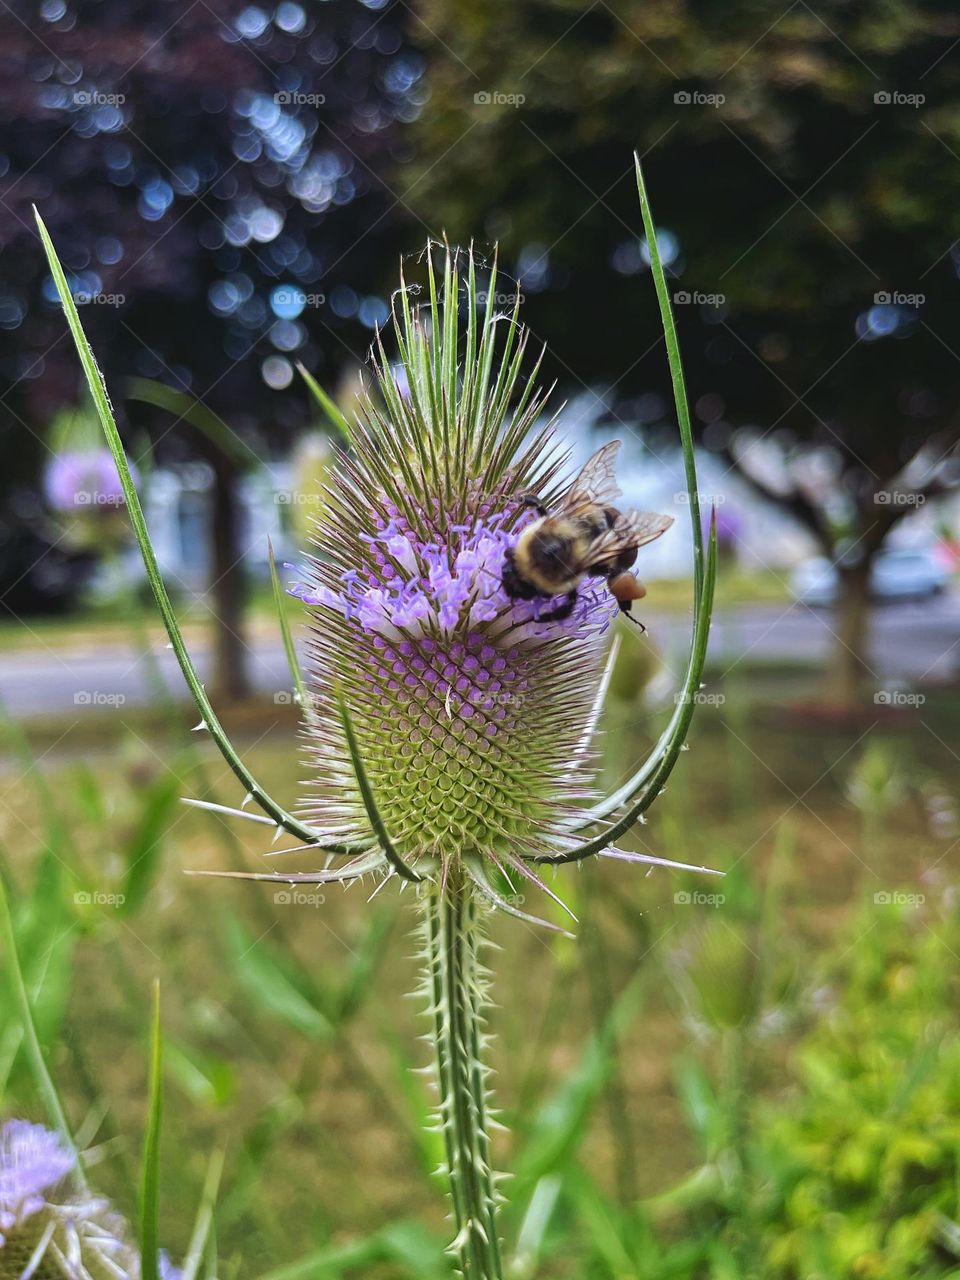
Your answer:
[532,515,716,865]
[568,519,717,831]
[126,377,255,469]
[464,857,574,938]
[336,691,424,883]
[296,361,352,443]
[560,157,715,835]
[268,538,309,712]
[184,852,386,884]
[636,154,704,598]
[34,208,356,857]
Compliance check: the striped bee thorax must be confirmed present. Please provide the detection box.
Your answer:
[521,520,587,594]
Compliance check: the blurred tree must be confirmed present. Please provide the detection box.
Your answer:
[405,0,960,705]
[0,0,422,693]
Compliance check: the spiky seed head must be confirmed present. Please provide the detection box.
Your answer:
[293,245,620,880]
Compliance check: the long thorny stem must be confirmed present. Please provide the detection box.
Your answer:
[421,872,503,1279]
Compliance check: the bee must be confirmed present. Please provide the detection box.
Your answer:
[502,440,674,626]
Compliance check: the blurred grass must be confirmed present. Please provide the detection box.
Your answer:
[0,643,957,1276]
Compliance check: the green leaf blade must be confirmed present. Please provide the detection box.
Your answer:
[33,208,354,855]
[139,979,163,1280]
[0,877,86,1187]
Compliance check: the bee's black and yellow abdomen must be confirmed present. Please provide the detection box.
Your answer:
[508,521,585,597]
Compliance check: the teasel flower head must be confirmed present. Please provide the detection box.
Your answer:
[0,1119,180,1280]
[270,243,716,925]
[283,249,619,907]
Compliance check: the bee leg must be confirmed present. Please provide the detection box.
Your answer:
[538,589,578,622]
[618,599,647,633]
[519,493,549,517]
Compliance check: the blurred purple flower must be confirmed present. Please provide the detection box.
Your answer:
[0,1119,182,1279]
[159,1251,183,1280]
[43,448,138,512]
[0,1120,74,1245]
[704,505,742,550]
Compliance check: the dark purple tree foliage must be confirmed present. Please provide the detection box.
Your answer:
[0,0,420,441]
[0,0,421,682]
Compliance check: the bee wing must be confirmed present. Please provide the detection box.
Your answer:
[585,510,675,567]
[618,509,675,547]
[563,440,623,515]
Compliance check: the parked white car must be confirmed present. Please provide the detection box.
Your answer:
[791,548,949,607]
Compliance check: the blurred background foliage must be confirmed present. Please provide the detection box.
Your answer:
[1,0,960,1275]
[405,0,960,701]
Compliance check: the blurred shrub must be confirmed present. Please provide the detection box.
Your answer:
[287,431,333,543]
[758,900,960,1279]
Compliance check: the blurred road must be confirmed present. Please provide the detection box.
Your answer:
[691,594,960,683]
[0,595,957,719]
